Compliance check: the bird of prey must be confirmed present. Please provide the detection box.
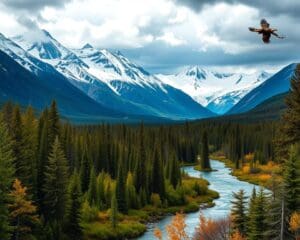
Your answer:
[249,19,285,43]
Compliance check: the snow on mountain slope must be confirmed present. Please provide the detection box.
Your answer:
[13,30,214,119]
[227,63,297,115]
[157,66,272,114]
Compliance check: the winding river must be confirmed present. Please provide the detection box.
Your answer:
[138,160,261,239]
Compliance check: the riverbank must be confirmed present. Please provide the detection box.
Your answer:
[82,175,219,240]
[207,154,282,188]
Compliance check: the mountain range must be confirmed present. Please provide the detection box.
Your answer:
[157,67,272,115]
[0,29,297,122]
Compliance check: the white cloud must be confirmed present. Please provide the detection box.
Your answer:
[157,32,187,46]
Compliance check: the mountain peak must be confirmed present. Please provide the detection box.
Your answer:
[82,43,93,49]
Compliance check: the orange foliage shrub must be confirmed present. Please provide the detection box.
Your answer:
[244,153,254,162]
[194,214,231,240]
[166,212,189,240]
[290,212,300,239]
[231,231,246,240]
[154,228,163,240]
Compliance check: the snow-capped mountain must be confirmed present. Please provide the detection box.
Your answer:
[11,29,214,120]
[228,63,296,115]
[157,66,272,114]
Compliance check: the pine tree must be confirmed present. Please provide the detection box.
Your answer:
[248,189,267,240]
[231,189,248,236]
[80,147,91,193]
[169,153,181,189]
[135,124,147,193]
[9,179,39,240]
[37,109,49,214]
[200,131,211,170]
[110,193,118,229]
[65,172,82,240]
[21,106,38,196]
[151,147,165,199]
[11,106,31,187]
[48,100,60,146]
[116,160,128,214]
[0,117,15,240]
[87,167,97,206]
[280,64,300,155]
[43,137,69,223]
[284,144,300,213]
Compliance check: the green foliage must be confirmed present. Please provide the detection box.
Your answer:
[231,189,248,236]
[0,116,15,240]
[110,193,118,229]
[80,200,98,223]
[65,172,82,240]
[284,144,300,213]
[116,160,128,214]
[43,137,69,223]
[200,131,211,170]
[87,167,97,207]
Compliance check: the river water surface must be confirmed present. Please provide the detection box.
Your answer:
[137,160,261,239]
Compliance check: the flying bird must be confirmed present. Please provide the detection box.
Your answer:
[249,19,285,44]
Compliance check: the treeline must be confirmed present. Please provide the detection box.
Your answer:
[0,100,199,240]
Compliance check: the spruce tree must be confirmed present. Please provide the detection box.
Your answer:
[48,100,60,146]
[280,64,300,153]
[43,137,69,223]
[200,131,211,170]
[11,106,30,187]
[36,109,49,213]
[116,160,128,214]
[65,172,82,240]
[135,123,147,193]
[80,147,91,193]
[0,117,15,240]
[110,193,118,229]
[248,188,267,240]
[284,144,300,213]
[87,167,97,206]
[151,147,165,199]
[231,189,248,236]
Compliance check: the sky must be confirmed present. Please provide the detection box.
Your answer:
[0,0,299,74]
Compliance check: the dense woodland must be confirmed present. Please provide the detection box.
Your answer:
[0,66,299,239]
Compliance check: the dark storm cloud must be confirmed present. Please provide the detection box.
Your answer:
[3,0,71,11]
[172,0,300,18]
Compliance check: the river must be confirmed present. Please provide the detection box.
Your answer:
[137,160,262,239]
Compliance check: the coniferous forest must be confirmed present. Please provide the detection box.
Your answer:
[0,68,300,239]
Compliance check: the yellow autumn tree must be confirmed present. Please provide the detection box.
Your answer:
[166,212,189,240]
[290,212,300,239]
[9,179,39,240]
[231,231,246,240]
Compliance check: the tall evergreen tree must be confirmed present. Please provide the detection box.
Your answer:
[116,160,128,214]
[48,100,60,147]
[248,188,267,240]
[43,137,69,223]
[65,172,82,240]
[231,189,248,236]
[151,147,165,199]
[87,167,97,206]
[80,147,91,193]
[36,109,49,214]
[11,106,30,187]
[280,64,300,156]
[200,131,211,170]
[135,123,147,193]
[0,116,15,240]
[110,193,118,229]
[284,144,300,213]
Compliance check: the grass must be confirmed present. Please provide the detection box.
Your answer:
[209,153,282,188]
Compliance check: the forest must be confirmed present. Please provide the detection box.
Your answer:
[0,68,299,239]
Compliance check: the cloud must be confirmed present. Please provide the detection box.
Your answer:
[172,0,300,18]
[2,0,72,11]
[157,32,187,46]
